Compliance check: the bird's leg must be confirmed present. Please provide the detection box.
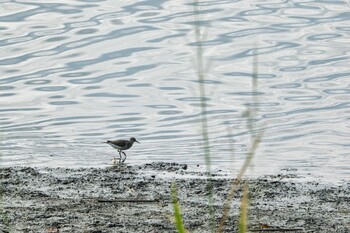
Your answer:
[121,152,127,163]
[118,150,122,164]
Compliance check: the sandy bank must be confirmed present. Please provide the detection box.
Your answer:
[0,163,349,232]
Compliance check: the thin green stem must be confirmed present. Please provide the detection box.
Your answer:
[193,1,215,232]
[171,181,186,233]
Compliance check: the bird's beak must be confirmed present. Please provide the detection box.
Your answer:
[136,140,140,144]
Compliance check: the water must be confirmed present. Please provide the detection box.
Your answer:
[1,0,349,182]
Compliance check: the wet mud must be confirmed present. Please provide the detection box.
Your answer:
[0,163,349,232]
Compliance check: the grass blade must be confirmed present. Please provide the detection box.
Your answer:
[239,182,249,233]
[171,181,186,233]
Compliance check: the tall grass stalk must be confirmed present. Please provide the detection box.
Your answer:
[245,46,259,138]
[193,0,211,173]
[171,1,263,232]
[217,50,263,233]
[239,182,249,233]
[193,1,215,232]
[171,182,187,233]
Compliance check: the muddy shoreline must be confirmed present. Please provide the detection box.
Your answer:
[1,163,349,232]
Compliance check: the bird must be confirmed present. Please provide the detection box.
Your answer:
[105,137,140,164]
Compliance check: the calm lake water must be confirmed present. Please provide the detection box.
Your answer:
[1,0,349,182]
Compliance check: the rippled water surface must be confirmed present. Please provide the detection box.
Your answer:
[1,0,349,181]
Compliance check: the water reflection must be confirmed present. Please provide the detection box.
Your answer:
[0,0,349,182]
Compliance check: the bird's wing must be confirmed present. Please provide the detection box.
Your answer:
[109,140,128,147]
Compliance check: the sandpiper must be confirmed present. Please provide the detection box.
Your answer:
[105,137,140,164]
